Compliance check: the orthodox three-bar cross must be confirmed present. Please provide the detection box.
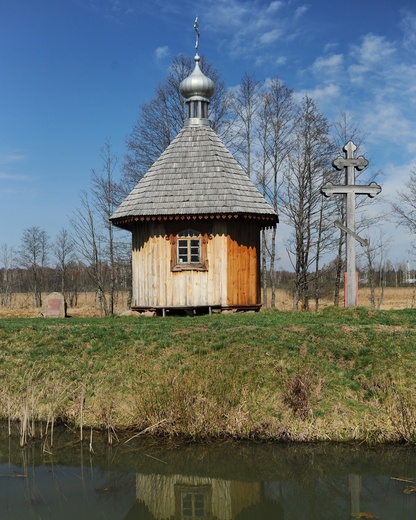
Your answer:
[321,140,381,307]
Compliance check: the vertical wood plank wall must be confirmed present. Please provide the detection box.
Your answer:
[226,220,260,306]
[131,221,228,308]
[131,219,260,308]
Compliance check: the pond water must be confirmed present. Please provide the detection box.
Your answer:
[1,427,415,519]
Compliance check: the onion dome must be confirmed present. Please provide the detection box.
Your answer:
[180,54,214,126]
[180,54,214,100]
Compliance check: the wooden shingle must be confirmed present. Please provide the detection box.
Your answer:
[111,124,278,228]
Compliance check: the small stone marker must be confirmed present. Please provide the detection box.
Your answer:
[43,292,66,318]
[321,141,381,308]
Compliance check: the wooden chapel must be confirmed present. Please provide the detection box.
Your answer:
[110,29,278,315]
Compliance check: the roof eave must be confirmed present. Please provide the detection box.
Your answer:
[110,212,278,231]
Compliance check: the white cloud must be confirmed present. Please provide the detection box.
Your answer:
[275,55,287,66]
[203,0,301,58]
[350,33,396,72]
[0,151,26,164]
[0,150,29,186]
[294,5,308,18]
[323,42,338,53]
[154,46,170,60]
[0,172,29,181]
[205,0,250,31]
[381,162,414,201]
[88,0,137,20]
[312,54,343,74]
[347,34,397,85]
[267,1,284,14]
[407,142,416,155]
[400,10,416,52]
[254,53,286,67]
[362,103,412,144]
[260,28,282,45]
[294,83,341,105]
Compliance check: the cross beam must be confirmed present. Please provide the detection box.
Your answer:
[320,140,382,307]
[334,220,368,248]
[321,181,381,198]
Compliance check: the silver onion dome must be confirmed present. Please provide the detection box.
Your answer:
[180,19,214,126]
[180,54,214,100]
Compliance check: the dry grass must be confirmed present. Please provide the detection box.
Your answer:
[268,286,416,311]
[1,286,415,318]
[0,291,131,318]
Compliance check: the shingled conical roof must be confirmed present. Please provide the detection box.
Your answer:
[111,35,278,230]
[111,124,277,229]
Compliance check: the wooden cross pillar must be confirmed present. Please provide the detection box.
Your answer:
[321,141,381,308]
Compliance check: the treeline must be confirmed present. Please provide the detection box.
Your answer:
[0,262,131,309]
[1,55,409,313]
[0,238,131,314]
[0,256,412,314]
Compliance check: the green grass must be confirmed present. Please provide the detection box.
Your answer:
[1,307,416,443]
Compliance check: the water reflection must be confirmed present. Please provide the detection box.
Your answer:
[1,428,416,519]
[130,474,273,519]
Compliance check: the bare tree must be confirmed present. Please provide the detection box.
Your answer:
[361,227,391,309]
[257,95,273,306]
[122,54,229,194]
[256,78,295,307]
[282,95,332,310]
[228,73,263,178]
[0,243,15,307]
[71,141,128,316]
[18,226,50,307]
[70,191,109,316]
[392,165,416,250]
[53,228,76,295]
[90,140,124,315]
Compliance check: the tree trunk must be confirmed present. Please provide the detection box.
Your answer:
[261,229,268,307]
[270,226,277,307]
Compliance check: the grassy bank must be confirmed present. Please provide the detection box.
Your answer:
[1,307,416,444]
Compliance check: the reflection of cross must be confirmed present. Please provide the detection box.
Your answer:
[321,141,381,307]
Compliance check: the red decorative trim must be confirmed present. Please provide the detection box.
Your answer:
[112,213,277,229]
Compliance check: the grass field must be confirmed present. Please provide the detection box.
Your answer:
[1,306,416,444]
[1,286,416,318]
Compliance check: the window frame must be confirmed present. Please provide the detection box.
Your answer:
[167,223,210,272]
[177,230,201,265]
[174,484,212,520]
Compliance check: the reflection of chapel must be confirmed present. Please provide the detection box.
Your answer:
[124,473,284,520]
[110,25,278,315]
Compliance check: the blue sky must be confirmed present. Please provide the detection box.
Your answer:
[1,0,416,270]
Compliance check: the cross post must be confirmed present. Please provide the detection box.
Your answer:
[321,141,381,308]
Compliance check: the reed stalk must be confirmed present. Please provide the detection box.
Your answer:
[7,400,11,437]
[80,385,85,442]
[30,388,35,439]
[50,412,54,448]
[20,398,28,448]
[89,427,94,453]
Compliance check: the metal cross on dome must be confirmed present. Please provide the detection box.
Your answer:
[321,140,382,308]
[194,16,200,51]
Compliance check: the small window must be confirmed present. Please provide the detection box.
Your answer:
[175,484,212,520]
[178,230,201,264]
[181,491,205,518]
[169,226,209,272]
